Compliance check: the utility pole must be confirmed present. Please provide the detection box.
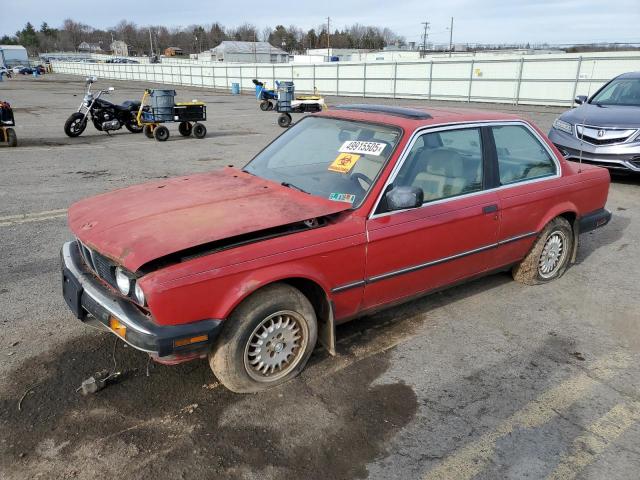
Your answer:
[327,17,331,57]
[421,21,430,57]
[148,28,154,57]
[448,17,454,57]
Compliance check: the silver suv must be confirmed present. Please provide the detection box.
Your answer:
[548,72,640,173]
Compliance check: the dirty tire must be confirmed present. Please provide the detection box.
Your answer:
[267,101,274,111]
[6,128,17,147]
[143,125,154,139]
[64,112,87,137]
[153,125,170,142]
[278,113,292,128]
[259,100,270,111]
[193,123,207,139]
[209,283,318,393]
[512,216,573,285]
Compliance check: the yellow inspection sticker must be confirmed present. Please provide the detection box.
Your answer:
[328,153,360,173]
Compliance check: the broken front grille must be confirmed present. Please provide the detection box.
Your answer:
[78,241,118,290]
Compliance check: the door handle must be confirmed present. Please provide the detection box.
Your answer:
[483,204,499,214]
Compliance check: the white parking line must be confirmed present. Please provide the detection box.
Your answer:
[0,208,67,227]
[423,352,630,480]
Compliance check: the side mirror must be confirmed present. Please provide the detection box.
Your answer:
[385,186,424,211]
[574,95,587,105]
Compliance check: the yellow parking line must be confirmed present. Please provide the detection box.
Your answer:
[423,352,630,480]
[0,208,67,227]
[546,401,640,480]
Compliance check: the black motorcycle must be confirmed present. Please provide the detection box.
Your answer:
[64,76,144,137]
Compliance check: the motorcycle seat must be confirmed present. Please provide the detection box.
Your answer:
[116,101,141,112]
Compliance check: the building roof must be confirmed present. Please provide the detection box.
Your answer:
[212,41,287,55]
[0,45,27,50]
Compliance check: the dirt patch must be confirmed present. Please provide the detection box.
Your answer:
[0,326,417,479]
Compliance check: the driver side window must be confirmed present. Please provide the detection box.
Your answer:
[394,128,484,203]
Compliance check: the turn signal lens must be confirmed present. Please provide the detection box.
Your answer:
[109,316,127,338]
[174,335,208,348]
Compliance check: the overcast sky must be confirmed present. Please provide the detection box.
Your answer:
[2,0,638,45]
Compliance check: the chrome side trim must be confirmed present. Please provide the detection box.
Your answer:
[331,231,537,293]
[369,121,561,220]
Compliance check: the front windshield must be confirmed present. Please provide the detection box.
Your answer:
[591,78,640,107]
[244,117,401,208]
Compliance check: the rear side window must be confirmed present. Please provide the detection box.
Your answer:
[492,125,556,185]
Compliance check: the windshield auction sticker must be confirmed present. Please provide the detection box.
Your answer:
[329,153,360,173]
[329,193,356,203]
[339,140,386,156]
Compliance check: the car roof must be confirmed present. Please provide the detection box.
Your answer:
[616,71,640,80]
[316,104,523,129]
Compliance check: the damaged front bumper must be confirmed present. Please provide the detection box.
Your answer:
[60,241,222,361]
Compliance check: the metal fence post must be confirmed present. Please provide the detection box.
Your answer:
[313,63,316,92]
[514,57,524,105]
[225,64,229,91]
[393,62,398,98]
[571,56,583,106]
[363,62,367,98]
[336,63,339,96]
[272,64,276,89]
[239,65,243,94]
[428,61,433,100]
[468,60,474,102]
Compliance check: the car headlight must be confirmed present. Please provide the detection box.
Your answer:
[553,118,573,135]
[115,267,132,296]
[134,282,146,306]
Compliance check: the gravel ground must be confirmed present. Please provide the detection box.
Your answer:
[0,73,639,480]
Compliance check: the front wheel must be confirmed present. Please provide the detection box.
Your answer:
[5,128,17,147]
[277,113,292,128]
[143,125,154,139]
[64,113,87,137]
[259,100,270,111]
[512,216,573,285]
[153,125,170,142]
[209,283,317,393]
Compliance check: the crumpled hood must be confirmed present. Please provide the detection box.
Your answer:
[561,103,640,128]
[68,167,350,271]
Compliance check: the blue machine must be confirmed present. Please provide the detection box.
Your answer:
[253,79,278,110]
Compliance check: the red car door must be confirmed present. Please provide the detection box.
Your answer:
[362,126,501,310]
[489,123,564,265]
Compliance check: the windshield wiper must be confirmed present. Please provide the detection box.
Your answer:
[281,181,310,194]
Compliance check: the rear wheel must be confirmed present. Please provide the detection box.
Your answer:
[193,123,207,139]
[125,120,143,133]
[64,113,87,137]
[277,113,292,128]
[143,125,154,139]
[259,100,270,111]
[209,283,317,393]
[153,125,170,142]
[5,128,17,147]
[267,101,274,111]
[512,217,573,285]
[178,121,192,137]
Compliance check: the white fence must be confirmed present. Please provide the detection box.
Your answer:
[51,54,640,106]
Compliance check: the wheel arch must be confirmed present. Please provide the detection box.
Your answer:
[536,205,579,263]
[224,274,336,356]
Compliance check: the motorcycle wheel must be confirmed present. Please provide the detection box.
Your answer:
[259,101,270,111]
[64,113,88,137]
[178,122,192,137]
[125,121,143,133]
[143,125,154,139]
